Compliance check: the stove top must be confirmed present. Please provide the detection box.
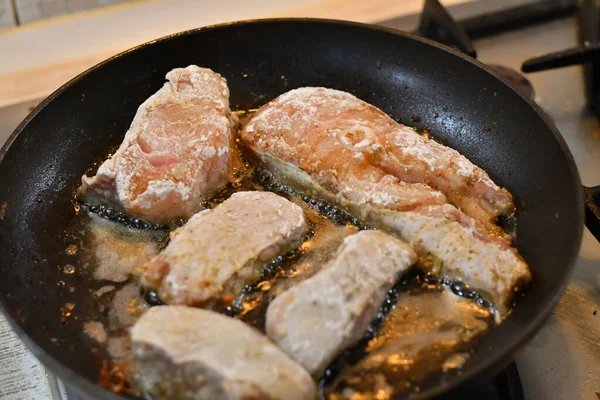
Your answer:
[1,1,599,400]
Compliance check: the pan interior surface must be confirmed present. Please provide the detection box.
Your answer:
[0,19,582,400]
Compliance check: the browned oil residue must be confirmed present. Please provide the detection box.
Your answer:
[99,360,141,395]
[0,202,7,219]
[327,288,492,399]
[65,244,79,255]
[59,303,76,325]
[484,122,498,132]
[86,217,160,283]
[62,264,76,274]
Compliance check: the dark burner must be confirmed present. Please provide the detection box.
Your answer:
[439,362,525,400]
[488,64,535,99]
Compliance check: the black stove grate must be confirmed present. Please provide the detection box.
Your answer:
[435,362,525,400]
[520,0,600,117]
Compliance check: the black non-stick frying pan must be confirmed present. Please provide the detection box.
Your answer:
[0,19,596,400]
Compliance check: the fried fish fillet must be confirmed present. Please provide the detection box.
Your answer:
[81,65,235,223]
[141,191,308,306]
[131,306,317,400]
[266,230,417,377]
[241,88,531,314]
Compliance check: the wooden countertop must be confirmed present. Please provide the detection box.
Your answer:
[0,0,471,108]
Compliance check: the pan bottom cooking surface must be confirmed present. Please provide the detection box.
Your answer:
[60,362,523,400]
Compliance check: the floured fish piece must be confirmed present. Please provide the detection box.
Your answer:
[242,86,512,233]
[252,148,527,315]
[131,306,317,400]
[241,88,531,314]
[371,204,530,314]
[327,289,491,399]
[266,230,417,377]
[80,65,235,223]
[141,191,308,306]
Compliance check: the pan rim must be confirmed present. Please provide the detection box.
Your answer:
[0,17,584,400]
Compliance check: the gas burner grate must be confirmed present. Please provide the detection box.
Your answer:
[414,0,577,100]
[521,0,600,115]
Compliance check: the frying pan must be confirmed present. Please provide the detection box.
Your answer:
[0,19,595,400]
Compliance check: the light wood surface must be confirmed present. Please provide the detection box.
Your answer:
[278,0,460,23]
[0,0,471,107]
[0,51,115,108]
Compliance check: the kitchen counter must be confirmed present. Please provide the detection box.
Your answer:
[0,0,471,108]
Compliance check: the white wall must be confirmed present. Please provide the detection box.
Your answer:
[13,0,136,24]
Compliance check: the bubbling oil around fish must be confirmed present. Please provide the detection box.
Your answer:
[69,109,496,398]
